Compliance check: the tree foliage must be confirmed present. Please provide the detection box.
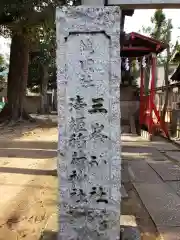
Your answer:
[28,22,56,92]
[0,54,8,89]
[144,10,167,41]
[27,21,56,113]
[142,9,180,122]
[142,9,178,71]
[0,0,79,122]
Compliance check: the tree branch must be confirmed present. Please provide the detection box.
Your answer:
[0,0,66,27]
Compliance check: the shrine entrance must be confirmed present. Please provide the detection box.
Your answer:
[56,1,180,239]
[121,32,169,138]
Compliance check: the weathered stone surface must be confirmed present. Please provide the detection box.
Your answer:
[168,181,180,196]
[122,145,167,161]
[157,227,180,240]
[120,226,141,240]
[141,129,152,141]
[121,162,130,183]
[56,6,121,240]
[121,134,147,142]
[149,162,180,181]
[121,152,147,161]
[152,142,179,151]
[129,161,161,183]
[134,182,180,227]
[165,151,180,163]
[120,215,137,227]
[146,156,170,163]
[122,146,153,153]
[121,185,128,199]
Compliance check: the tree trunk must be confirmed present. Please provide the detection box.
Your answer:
[40,65,49,114]
[161,65,169,121]
[0,32,31,123]
[161,23,171,122]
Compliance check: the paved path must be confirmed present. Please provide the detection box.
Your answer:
[0,126,57,240]
[121,134,180,240]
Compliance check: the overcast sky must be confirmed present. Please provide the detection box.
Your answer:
[124,9,180,44]
[0,9,180,57]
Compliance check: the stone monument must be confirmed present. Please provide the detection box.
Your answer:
[56,5,121,240]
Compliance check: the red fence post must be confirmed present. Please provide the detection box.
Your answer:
[148,53,156,135]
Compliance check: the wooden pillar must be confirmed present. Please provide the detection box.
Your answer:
[149,53,156,135]
[140,58,144,125]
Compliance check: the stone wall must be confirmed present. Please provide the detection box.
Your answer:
[25,96,41,113]
[120,86,139,133]
[155,88,180,137]
[25,94,53,114]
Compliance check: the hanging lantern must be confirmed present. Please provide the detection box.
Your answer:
[142,56,146,68]
[125,58,130,71]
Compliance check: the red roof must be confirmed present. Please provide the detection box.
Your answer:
[121,32,167,58]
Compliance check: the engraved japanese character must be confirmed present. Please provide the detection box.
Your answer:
[80,38,94,54]
[70,188,88,203]
[89,186,108,204]
[71,150,87,165]
[88,153,107,167]
[80,59,94,71]
[76,117,87,132]
[69,117,76,132]
[69,132,87,148]
[89,123,109,142]
[69,95,87,111]
[79,73,95,88]
[68,169,87,182]
[89,155,98,166]
[88,97,107,114]
[69,117,87,133]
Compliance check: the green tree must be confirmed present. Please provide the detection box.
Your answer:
[28,22,56,114]
[0,0,79,123]
[142,10,167,92]
[0,54,8,91]
[142,9,178,122]
[171,42,180,63]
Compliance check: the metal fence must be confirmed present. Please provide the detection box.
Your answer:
[154,86,180,137]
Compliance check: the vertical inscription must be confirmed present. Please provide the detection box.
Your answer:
[67,34,111,205]
[79,38,95,88]
[68,94,88,199]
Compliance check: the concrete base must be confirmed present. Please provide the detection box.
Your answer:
[141,129,153,141]
[120,226,141,240]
